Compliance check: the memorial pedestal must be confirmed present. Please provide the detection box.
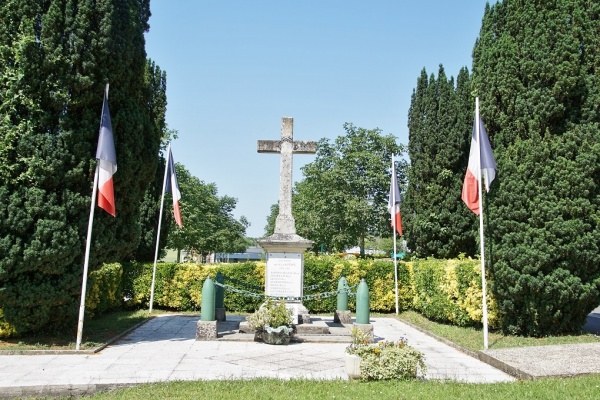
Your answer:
[258,233,313,324]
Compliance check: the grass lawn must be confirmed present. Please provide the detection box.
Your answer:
[396,310,600,352]
[85,375,600,400]
[0,309,151,351]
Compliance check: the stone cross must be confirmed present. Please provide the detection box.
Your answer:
[258,117,317,236]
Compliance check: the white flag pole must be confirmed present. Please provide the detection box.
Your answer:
[391,154,399,315]
[476,97,490,349]
[149,143,171,313]
[76,85,110,350]
[76,165,100,350]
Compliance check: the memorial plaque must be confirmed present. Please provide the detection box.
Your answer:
[265,252,303,298]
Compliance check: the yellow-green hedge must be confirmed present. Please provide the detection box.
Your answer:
[118,255,497,328]
[0,255,498,338]
[408,258,499,329]
[85,262,123,318]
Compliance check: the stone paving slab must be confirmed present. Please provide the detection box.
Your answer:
[482,342,600,379]
[0,314,517,400]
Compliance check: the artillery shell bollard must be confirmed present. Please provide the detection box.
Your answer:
[353,278,373,342]
[196,276,217,341]
[334,276,352,324]
[215,271,226,321]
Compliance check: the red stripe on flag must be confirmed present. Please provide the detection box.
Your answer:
[173,199,182,227]
[98,177,116,217]
[393,205,403,235]
[461,168,480,215]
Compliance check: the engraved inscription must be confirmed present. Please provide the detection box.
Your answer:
[265,252,302,298]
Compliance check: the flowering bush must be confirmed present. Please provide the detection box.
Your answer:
[246,298,293,332]
[346,332,426,380]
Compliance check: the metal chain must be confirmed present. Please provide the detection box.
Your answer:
[223,276,263,292]
[214,280,357,301]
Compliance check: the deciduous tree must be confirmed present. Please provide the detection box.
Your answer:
[293,124,406,255]
[166,164,248,260]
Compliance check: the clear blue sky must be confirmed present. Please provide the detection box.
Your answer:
[144,0,490,238]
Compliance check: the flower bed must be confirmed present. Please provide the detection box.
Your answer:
[246,298,294,345]
[346,333,426,380]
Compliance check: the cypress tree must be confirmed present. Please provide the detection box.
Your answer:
[404,66,474,258]
[0,0,163,335]
[472,0,600,335]
[131,62,171,262]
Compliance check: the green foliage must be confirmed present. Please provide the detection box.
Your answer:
[220,262,265,312]
[0,0,163,335]
[411,259,450,321]
[263,204,278,237]
[121,261,265,313]
[122,262,187,310]
[132,148,170,262]
[68,375,600,400]
[166,163,248,256]
[487,130,600,335]
[408,258,499,329]
[1,255,499,338]
[1,262,127,338]
[0,255,496,337]
[472,0,600,336]
[85,263,123,318]
[302,255,340,312]
[346,339,427,381]
[404,66,476,258]
[399,310,599,353]
[293,124,406,254]
[247,298,293,331]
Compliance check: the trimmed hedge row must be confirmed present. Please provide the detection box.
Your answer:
[408,258,499,329]
[118,255,496,328]
[85,263,123,318]
[1,255,495,338]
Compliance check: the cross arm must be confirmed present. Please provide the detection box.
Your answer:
[293,141,317,154]
[257,140,281,153]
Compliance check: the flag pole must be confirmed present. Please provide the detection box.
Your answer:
[76,165,100,350]
[149,143,171,313]
[391,154,399,315]
[476,97,490,349]
[76,84,110,350]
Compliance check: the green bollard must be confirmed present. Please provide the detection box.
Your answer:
[200,276,215,321]
[337,276,349,311]
[355,278,370,324]
[215,271,224,309]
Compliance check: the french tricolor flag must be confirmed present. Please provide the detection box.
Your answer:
[388,155,403,236]
[461,113,496,215]
[96,85,117,216]
[165,146,183,227]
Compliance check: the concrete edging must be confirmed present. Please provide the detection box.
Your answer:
[0,383,137,398]
[396,316,533,380]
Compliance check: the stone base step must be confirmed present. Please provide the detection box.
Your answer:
[219,315,354,343]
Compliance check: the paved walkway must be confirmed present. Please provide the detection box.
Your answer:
[0,315,517,398]
[480,306,600,379]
